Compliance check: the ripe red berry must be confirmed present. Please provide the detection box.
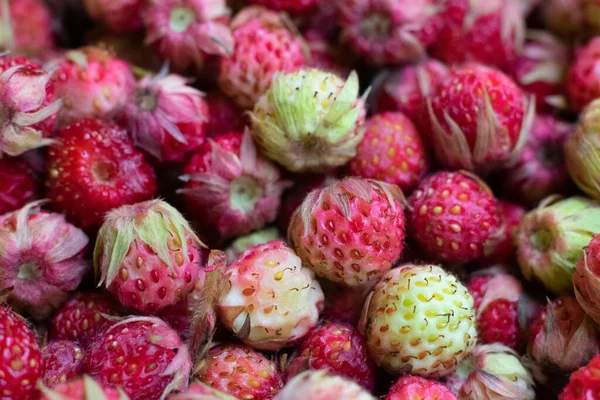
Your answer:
[568,37,600,112]
[46,118,157,231]
[407,171,503,263]
[560,355,600,400]
[0,157,38,215]
[386,376,457,400]
[41,340,84,387]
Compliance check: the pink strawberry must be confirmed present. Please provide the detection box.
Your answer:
[38,375,126,400]
[0,305,43,400]
[41,340,85,387]
[285,322,377,391]
[249,0,318,12]
[0,0,55,57]
[0,201,89,319]
[466,270,530,350]
[180,131,290,243]
[338,0,445,65]
[288,177,406,288]
[501,114,574,206]
[50,291,123,348]
[85,316,192,400]
[509,31,570,113]
[46,118,157,231]
[559,355,600,400]
[348,112,429,193]
[428,63,533,172]
[0,157,38,215]
[142,0,233,73]
[372,59,449,132]
[95,200,203,314]
[195,344,283,399]
[385,376,457,400]
[485,201,526,263]
[51,47,135,126]
[432,0,525,70]
[0,55,60,157]
[83,0,144,33]
[218,6,307,108]
[407,171,503,263]
[204,91,245,138]
[118,71,209,163]
[567,37,600,112]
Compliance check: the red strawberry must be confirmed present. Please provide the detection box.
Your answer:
[567,37,600,112]
[485,201,526,263]
[46,118,157,231]
[432,0,525,70]
[466,270,527,350]
[560,355,600,400]
[0,305,43,399]
[85,316,191,400]
[385,376,457,400]
[50,291,123,348]
[41,340,84,387]
[195,344,283,399]
[348,112,429,193]
[0,157,38,215]
[0,0,55,57]
[372,59,449,133]
[501,114,574,206]
[285,322,377,391]
[428,63,533,172]
[407,171,503,263]
[288,177,406,288]
[204,91,245,138]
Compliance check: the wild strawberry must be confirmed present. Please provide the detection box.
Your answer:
[485,201,526,263]
[501,114,573,206]
[142,0,233,73]
[204,91,244,138]
[516,197,600,295]
[251,68,367,173]
[51,47,135,126]
[371,59,449,133]
[320,282,366,327]
[195,344,283,398]
[0,55,60,157]
[567,37,600,113]
[0,0,55,57]
[528,297,600,374]
[248,0,318,12]
[360,264,477,377]
[338,0,445,65]
[539,0,584,40]
[85,316,191,400]
[559,355,600,400]
[46,118,157,231]
[38,375,126,400]
[348,112,429,192]
[83,0,144,33]
[432,0,525,71]
[95,200,203,314]
[0,305,43,400]
[169,382,237,399]
[0,157,38,215]
[50,291,123,348]
[385,376,457,400]
[509,31,570,113]
[41,340,84,387]
[466,271,527,350]
[289,177,406,288]
[216,241,324,351]
[118,71,209,163]
[285,322,376,391]
[446,344,535,400]
[218,7,307,109]
[407,171,503,263]
[0,201,89,319]
[180,131,290,242]
[274,371,376,400]
[428,63,533,172]
[574,235,600,327]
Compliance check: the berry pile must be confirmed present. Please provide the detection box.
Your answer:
[3,0,600,399]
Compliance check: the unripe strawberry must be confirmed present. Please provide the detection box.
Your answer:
[274,370,376,400]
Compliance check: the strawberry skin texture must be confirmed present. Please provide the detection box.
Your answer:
[0,306,43,400]
[41,340,84,386]
[0,157,38,215]
[560,355,600,400]
[567,37,600,112]
[407,171,502,263]
[46,118,157,231]
[386,376,457,400]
